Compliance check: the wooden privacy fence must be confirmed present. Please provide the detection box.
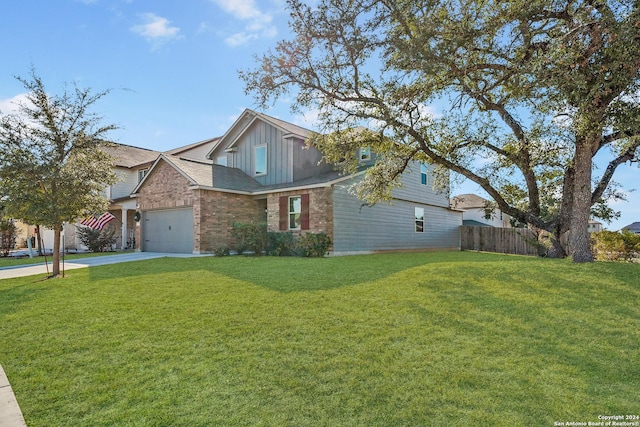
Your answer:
[460,226,540,256]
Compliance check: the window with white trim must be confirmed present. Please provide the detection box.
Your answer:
[255,145,267,175]
[415,207,424,233]
[289,196,302,230]
[358,147,371,161]
[216,155,227,166]
[420,163,428,185]
[138,169,148,183]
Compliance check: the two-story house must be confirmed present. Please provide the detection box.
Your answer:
[131,109,462,254]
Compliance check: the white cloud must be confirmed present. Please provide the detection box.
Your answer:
[131,13,182,47]
[225,32,255,47]
[213,0,263,20]
[293,108,321,129]
[0,93,30,115]
[210,0,277,47]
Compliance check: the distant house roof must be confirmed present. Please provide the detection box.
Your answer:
[463,219,493,227]
[622,222,640,233]
[102,143,160,168]
[450,194,490,209]
[164,137,221,161]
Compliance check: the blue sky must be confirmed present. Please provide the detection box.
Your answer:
[1,0,637,230]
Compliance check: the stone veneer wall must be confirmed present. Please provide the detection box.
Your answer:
[266,187,334,243]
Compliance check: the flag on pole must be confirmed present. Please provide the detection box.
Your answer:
[80,212,116,230]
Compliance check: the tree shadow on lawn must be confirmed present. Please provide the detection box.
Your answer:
[86,251,508,292]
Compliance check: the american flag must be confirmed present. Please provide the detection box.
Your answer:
[80,212,116,230]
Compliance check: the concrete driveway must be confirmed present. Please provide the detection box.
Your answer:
[0,252,207,280]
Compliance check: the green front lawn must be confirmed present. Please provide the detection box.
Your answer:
[0,252,638,426]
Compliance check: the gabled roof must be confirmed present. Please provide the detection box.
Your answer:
[206,109,312,159]
[162,155,214,187]
[132,154,213,193]
[134,151,364,196]
[102,143,160,168]
[132,153,266,195]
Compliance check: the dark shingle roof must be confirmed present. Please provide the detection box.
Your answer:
[212,164,263,192]
[622,222,640,232]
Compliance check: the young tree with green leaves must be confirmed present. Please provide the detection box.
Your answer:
[241,0,640,262]
[0,69,117,277]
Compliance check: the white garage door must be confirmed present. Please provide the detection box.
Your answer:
[142,208,194,253]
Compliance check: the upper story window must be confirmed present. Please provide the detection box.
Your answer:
[415,207,424,233]
[138,169,148,183]
[216,155,227,166]
[358,147,371,161]
[420,163,428,185]
[255,145,267,176]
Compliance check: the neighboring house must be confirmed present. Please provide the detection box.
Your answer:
[88,139,219,251]
[622,222,640,234]
[588,220,603,233]
[450,193,512,228]
[131,109,462,254]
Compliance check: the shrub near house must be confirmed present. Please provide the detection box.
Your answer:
[592,230,640,262]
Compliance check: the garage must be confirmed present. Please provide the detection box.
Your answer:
[141,208,194,253]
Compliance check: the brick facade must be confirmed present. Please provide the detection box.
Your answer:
[195,190,265,253]
[266,187,334,242]
[135,160,267,253]
[134,161,196,251]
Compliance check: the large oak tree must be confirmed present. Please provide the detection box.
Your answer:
[0,70,117,277]
[241,0,640,262]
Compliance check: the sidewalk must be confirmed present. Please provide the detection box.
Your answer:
[0,365,26,427]
[0,252,207,280]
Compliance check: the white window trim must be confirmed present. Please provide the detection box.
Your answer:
[255,144,267,176]
[359,147,371,161]
[415,207,425,233]
[138,168,148,183]
[420,163,428,186]
[289,195,302,230]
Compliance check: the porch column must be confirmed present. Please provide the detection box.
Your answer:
[121,208,128,250]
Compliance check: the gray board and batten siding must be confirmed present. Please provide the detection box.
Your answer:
[234,120,332,186]
[232,120,331,186]
[332,166,462,254]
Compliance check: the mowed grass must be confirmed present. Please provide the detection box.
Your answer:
[0,251,638,426]
[0,251,128,268]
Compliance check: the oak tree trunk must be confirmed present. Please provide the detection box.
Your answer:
[567,142,594,262]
